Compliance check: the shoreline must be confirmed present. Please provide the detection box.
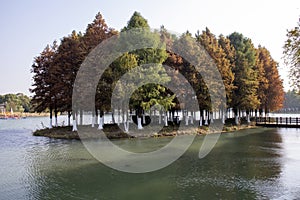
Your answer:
[33,122,259,140]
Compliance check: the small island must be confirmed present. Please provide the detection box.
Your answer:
[29,11,284,140]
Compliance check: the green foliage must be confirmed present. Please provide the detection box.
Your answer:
[283,20,300,91]
[122,11,150,31]
[118,12,170,113]
[0,93,31,112]
[229,32,260,112]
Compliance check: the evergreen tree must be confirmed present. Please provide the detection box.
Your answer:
[118,11,170,128]
[229,32,260,116]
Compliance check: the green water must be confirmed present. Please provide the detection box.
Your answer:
[1,118,300,199]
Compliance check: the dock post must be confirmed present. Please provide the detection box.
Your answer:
[280,117,282,124]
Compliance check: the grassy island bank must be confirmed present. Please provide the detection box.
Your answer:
[33,120,258,140]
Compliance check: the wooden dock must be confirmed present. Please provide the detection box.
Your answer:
[256,117,300,128]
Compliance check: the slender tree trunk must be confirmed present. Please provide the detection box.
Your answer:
[185,110,189,126]
[190,111,194,124]
[234,108,239,125]
[158,110,162,124]
[68,111,71,126]
[137,108,143,129]
[142,110,146,125]
[117,109,120,125]
[80,109,83,125]
[49,107,53,128]
[95,109,98,125]
[124,110,129,133]
[164,111,168,126]
[111,110,115,124]
[204,110,208,125]
[210,111,214,124]
[54,109,58,127]
[72,110,77,131]
[91,109,95,127]
[222,109,225,124]
[98,110,104,130]
[199,109,203,127]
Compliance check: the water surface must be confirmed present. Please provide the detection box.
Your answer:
[1,117,300,199]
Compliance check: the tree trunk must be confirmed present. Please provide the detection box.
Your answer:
[158,110,162,124]
[210,111,214,124]
[80,109,83,125]
[98,110,104,130]
[137,108,143,129]
[204,110,208,125]
[54,108,58,127]
[111,110,115,124]
[68,111,71,126]
[164,111,168,126]
[246,110,250,123]
[49,107,53,128]
[222,109,225,124]
[190,111,194,124]
[124,110,129,133]
[185,110,189,126]
[91,109,95,128]
[234,108,239,125]
[72,110,77,131]
[142,110,146,125]
[95,109,98,125]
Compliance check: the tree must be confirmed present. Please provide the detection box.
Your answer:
[117,11,170,129]
[257,46,284,112]
[122,11,150,31]
[283,19,300,91]
[30,41,58,127]
[0,93,31,112]
[195,28,235,108]
[52,31,85,125]
[229,32,260,121]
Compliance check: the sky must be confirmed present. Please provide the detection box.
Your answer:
[0,0,299,96]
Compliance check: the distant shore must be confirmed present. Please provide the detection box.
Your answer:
[33,121,258,140]
[0,112,50,119]
[0,112,49,118]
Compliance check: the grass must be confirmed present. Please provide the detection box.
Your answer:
[33,119,257,140]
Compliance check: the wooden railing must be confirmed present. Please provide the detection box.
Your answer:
[256,117,300,127]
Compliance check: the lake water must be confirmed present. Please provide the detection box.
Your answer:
[1,117,300,199]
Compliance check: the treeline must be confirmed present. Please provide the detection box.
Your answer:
[30,11,284,129]
[0,93,31,112]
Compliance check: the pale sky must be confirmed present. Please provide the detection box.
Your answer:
[0,0,299,96]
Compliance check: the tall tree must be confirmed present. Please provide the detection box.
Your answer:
[195,28,235,108]
[283,19,300,91]
[30,41,58,127]
[229,32,260,120]
[52,31,85,125]
[257,46,284,112]
[119,11,171,128]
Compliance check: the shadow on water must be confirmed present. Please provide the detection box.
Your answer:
[17,128,289,200]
